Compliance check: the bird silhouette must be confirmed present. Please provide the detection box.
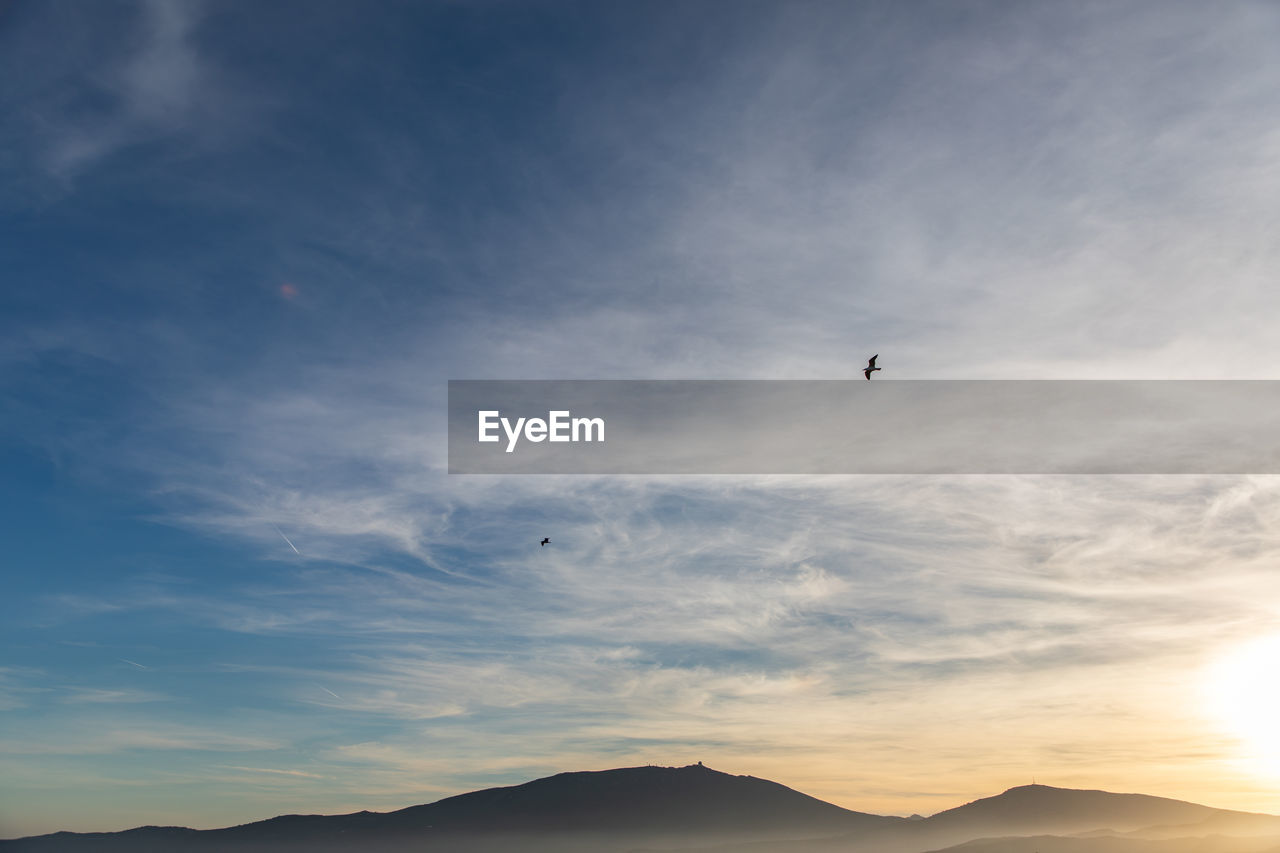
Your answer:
[540,538,550,547]
[864,354,881,380]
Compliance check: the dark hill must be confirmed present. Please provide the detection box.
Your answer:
[7,773,1278,853]
[378,763,896,833]
[656,785,1280,853]
[0,764,899,852]
[923,784,1241,836]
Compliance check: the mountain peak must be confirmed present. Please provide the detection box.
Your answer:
[380,762,892,836]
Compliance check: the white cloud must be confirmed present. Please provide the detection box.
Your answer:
[47,1,207,176]
[0,725,284,756]
[58,687,171,705]
[218,765,329,780]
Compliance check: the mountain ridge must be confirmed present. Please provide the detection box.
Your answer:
[4,765,1278,853]
[927,783,1230,834]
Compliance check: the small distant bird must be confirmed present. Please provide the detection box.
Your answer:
[864,354,881,380]
[540,538,550,547]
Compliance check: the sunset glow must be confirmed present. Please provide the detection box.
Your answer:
[1206,634,1280,779]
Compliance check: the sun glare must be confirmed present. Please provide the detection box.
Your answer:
[1206,634,1280,776]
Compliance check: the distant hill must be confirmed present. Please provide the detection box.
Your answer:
[378,763,897,834]
[4,770,1278,853]
[924,784,1234,837]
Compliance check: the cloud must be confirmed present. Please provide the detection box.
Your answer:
[218,765,328,780]
[39,473,1280,712]
[0,725,284,756]
[58,687,170,705]
[43,1,198,174]
[0,0,257,184]
[0,667,51,712]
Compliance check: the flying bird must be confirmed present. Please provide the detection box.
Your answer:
[864,354,881,380]
[540,538,550,547]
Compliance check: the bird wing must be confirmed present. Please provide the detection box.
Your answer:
[867,354,878,368]
[864,368,872,379]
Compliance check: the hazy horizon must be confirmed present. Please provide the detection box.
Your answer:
[5,0,1280,841]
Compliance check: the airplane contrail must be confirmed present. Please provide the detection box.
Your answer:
[318,685,342,699]
[272,524,300,555]
[119,658,147,669]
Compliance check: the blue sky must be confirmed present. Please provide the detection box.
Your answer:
[6,0,1280,839]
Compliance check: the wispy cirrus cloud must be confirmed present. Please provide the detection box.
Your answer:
[217,765,329,780]
[0,667,51,712]
[57,687,170,705]
[0,724,283,756]
[0,0,250,182]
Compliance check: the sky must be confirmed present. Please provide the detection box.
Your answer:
[4,0,1280,840]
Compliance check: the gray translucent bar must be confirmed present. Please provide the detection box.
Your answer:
[447,381,1280,474]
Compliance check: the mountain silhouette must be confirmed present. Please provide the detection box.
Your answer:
[4,769,1278,853]
[652,783,1280,853]
[925,784,1231,837]
[377,763,896,833]
[0,764,897,852]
